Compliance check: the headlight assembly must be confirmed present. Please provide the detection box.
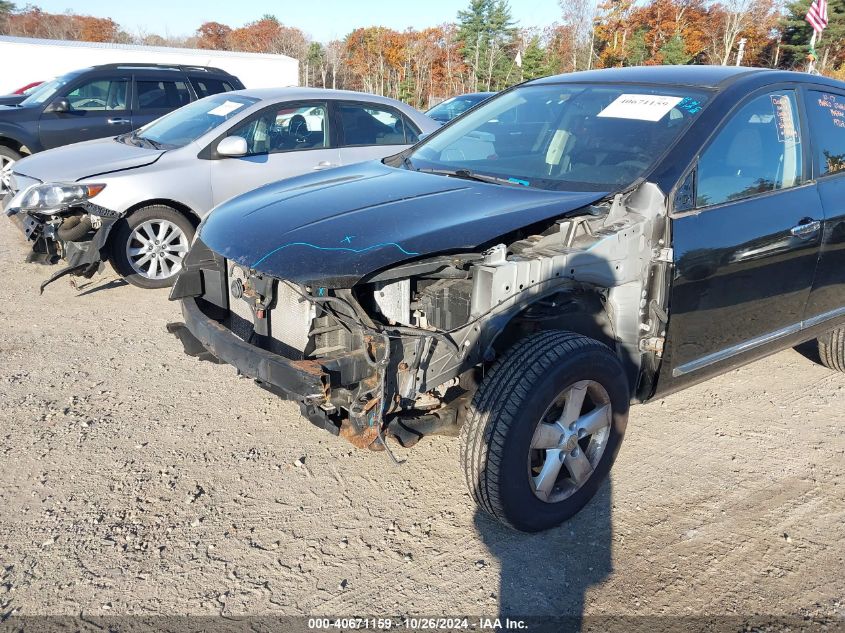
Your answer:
[15,183,106,215]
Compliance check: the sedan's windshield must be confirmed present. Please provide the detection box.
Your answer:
[410,83,710,192]
[130,94,258,149]
[20,75,74,106]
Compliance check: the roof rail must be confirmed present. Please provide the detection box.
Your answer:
[91,63,227,74]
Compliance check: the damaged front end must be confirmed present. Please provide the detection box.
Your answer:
[168,180,671,451]
[5,182,119,292]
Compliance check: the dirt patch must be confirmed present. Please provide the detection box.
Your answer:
[0,224,842,620]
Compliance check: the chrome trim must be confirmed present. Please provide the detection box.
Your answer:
[672,305,845,377]
[802,304,845,329]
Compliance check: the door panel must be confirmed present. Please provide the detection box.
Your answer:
[661,89,823,390]
[39,77,131,149]
[802,89,845,322]
[210,101,339,206]
[211,149,341,206]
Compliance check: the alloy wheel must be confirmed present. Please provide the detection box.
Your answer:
[0,155,14,193]
[125,219,189,280]
[528,379,612,503]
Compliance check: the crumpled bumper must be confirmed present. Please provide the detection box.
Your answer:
[169,297,336,404]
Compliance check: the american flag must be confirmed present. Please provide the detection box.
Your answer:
[806,0,828,33]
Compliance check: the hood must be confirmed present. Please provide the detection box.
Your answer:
[12,136,165,183]
[0,103,38,119]
[0,95,26,107]
[199,161,607,288]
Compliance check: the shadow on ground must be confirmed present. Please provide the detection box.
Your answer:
[475,480,613,633]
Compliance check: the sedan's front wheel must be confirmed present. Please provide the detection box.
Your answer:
[110,205,194,289]
[0,146,22,193]
[459,330,629,532]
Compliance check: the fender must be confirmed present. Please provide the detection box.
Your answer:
[0,122,41,154]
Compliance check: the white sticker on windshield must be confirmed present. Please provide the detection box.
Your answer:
[598,94,683,122]
[207,100,244,117]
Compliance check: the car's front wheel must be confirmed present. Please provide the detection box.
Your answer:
[459,330,629,532]
[110,205,194,289]
[0,145,22,193]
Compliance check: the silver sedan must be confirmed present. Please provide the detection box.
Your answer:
[3,87,438,288]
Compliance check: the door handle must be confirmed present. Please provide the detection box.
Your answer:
[107,118,130,125]
[313,161,335,171]
[790,219,821,238]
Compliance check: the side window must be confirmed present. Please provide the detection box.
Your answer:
[339,103,412,146]
[696,90,803,208]
[191,78,235,98]
[228,102,329,155]
[806,90,845,177]
[136,80,191,110]
[65,78,128,111]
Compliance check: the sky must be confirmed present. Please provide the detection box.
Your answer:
[27,0,564,42]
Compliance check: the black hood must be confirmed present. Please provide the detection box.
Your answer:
[199,161,607,287]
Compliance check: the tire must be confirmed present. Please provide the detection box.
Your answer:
[459,330,629,532]
[110,205,194,289]
[817,327,845,372]
[0,145,22,193]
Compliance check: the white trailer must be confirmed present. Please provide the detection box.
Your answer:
[0,35,299,94]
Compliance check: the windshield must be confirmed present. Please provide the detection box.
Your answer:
[427,94,491,122]
[131,94,258,149]
[20,75,74,106]
[410,83,710,192]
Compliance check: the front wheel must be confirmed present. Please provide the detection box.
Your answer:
[110,205,194,289]
[0,145,22,193]
[459,330,629,532]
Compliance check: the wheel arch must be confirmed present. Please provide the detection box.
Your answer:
[483,287,637,392]
[120,199,201,227]
[0,125,37,155]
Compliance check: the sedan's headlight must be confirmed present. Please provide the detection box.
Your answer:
[16,183,106,215]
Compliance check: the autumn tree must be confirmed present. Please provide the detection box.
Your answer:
[196,21,232,50]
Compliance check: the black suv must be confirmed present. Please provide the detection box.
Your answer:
[170,66,845,532]
[0,63,243,182]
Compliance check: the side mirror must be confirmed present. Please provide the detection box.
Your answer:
[217,135,248,158]
[46,98,70,114]
[417,131,432,141]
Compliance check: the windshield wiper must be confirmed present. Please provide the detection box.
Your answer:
[136,135,164,150]
[416,167,528,187]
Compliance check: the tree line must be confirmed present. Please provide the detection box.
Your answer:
[1,0,843,109]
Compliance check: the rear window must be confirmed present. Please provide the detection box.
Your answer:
[190,77,236,98]
[136,80,191,110]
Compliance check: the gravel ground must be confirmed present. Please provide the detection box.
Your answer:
[0,222,843,624]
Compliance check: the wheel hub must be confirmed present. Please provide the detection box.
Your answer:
[528,379,612,504]
[126,219,188,280]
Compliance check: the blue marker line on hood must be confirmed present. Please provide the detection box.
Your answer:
[252,241,420,269]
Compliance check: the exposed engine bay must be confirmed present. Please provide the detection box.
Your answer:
[170,181,671,451]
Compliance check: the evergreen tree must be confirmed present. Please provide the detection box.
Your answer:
[520,35,549,79]
[0,1,15,33]
[780,0,845,71]
[659,34,690,64]
[457,0,518,91]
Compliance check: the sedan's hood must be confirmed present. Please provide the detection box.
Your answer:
[200,161,607,287]
[13,136,165,183]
